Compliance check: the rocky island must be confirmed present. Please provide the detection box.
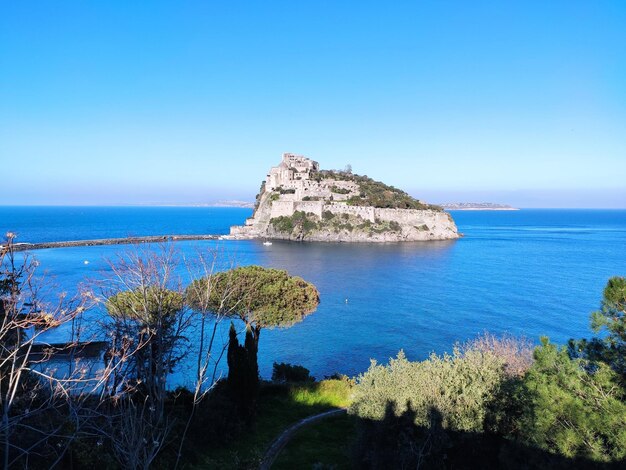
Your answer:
[230,153,459,242]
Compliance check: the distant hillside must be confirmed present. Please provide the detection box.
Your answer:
[440,202,518,211]
[210,200,255,208]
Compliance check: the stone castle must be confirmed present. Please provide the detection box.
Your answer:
[230,153,459,242]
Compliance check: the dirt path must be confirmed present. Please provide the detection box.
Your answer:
[259,408,347,470]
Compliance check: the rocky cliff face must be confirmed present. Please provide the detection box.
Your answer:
[230,153,459,242]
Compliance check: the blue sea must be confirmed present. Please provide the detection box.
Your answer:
[1,206,625,384]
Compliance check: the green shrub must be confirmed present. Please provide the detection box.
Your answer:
[311,170,441,211]
[293,211,317,233]
[272,362,315,383]
[349,347,510,468]
[330,185,351,195]
[322,210,334,220]
[270,211,318,236]
[342,174,441,210]
[270,216,294,232]
[350,348,506,432]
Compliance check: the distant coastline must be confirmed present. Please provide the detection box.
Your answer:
[207,200,255,208]
[130,200,255,208]
[439,202,519,211]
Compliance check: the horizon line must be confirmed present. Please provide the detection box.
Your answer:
[1,204,626,210]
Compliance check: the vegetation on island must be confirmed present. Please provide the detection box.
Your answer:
[311,169,443,211]
[270,211,319,236]
[269,210,406,239]
[253,180,266,213]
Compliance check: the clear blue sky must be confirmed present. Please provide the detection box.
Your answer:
[1,1,625,207]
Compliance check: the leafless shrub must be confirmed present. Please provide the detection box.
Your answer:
[464,332,534,377]
[88,243,236,469]
[0,232,97,468]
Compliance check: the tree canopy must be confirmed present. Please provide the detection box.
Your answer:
[520,338,626,462]
[569,276,626,378]
[591,276,626,346]
[106,286,184,326]
[186,265,319,330]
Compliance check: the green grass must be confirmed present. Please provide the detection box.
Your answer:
[193,379,352,469]
[273,413,356,470]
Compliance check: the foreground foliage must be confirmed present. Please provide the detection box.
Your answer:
[351,347,507,433]
[186,266,320,333]
[273,413,355,470]
[3,226,625,469]
[187,266,319,419]
[348,314,626,468]
[193,379,352,469]
[519,338,626,462]
[570,276,626,379]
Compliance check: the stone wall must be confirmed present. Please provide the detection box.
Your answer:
[373,207,452,229]
[326,203,376,222]
[293,201,324,218]
[230,225,254,236]
[269,200,295,218]
[374,208,428,225]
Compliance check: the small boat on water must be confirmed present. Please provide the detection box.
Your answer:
[262,240,273,246]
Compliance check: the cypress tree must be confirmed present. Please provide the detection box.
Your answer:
[226,323,259,420]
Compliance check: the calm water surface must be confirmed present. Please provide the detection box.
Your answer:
[1,207,625,384]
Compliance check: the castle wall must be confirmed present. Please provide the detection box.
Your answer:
[374,208,425,225]
[373,208,443,226]
[270,200,295,218]
[326,203,376,222]
[305,183,332,198]
[293,201,324,218]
